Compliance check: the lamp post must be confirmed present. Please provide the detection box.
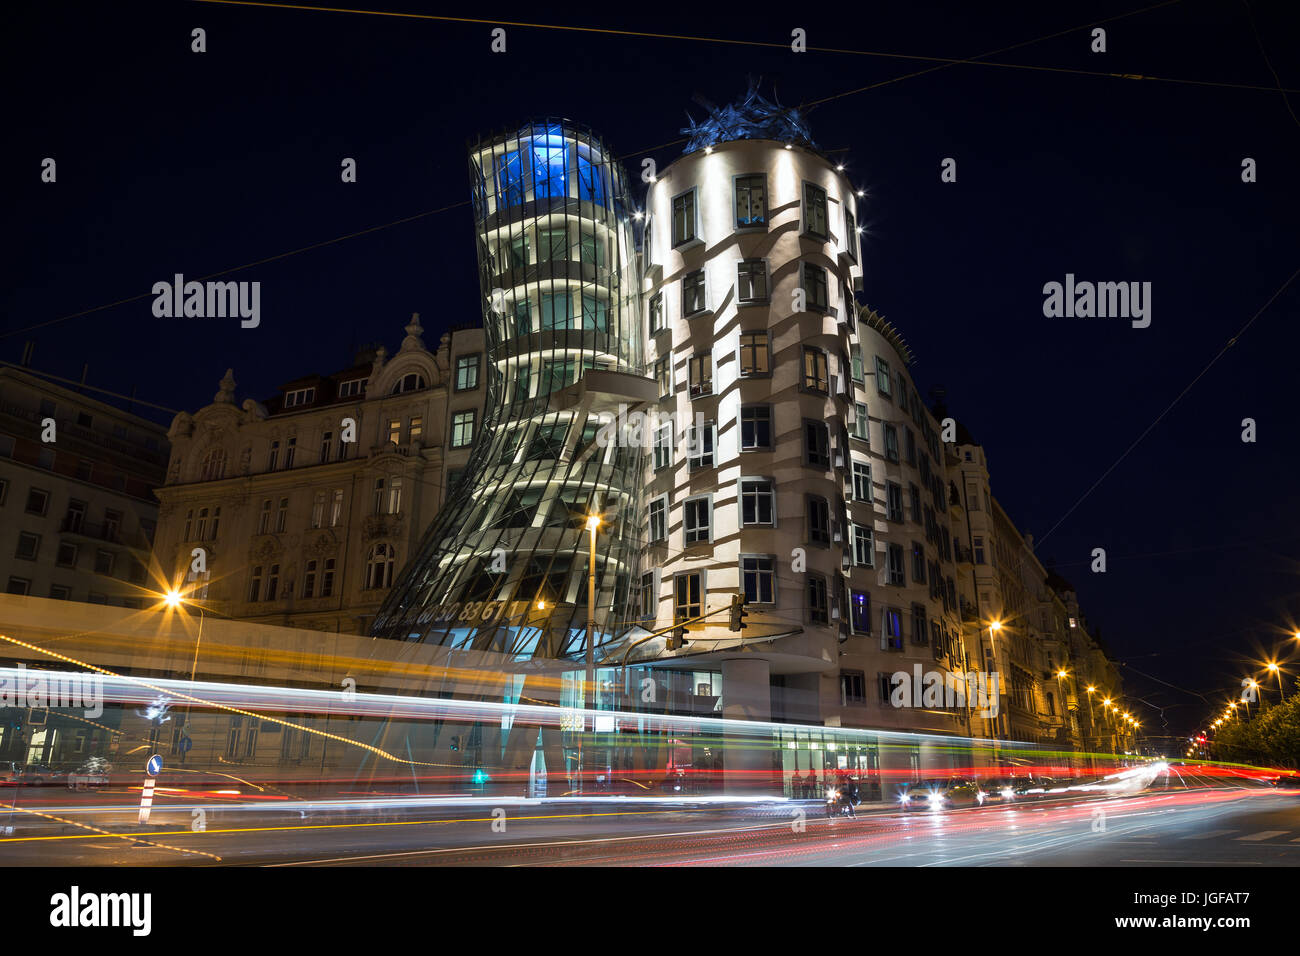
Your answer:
[1085,686,1096,768]
[165,589,203,762]
[1266,662,1286,701]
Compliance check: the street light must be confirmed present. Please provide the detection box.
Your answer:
[162,588,204,762]
[1266,662,1286,701]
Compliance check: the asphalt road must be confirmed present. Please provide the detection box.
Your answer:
[3,768,1298,866]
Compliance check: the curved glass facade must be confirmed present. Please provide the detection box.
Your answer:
[372,120,646,661]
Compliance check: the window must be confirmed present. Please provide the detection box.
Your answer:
[267,441,280,471]
[311,491,325,529]
[25,487,50,516]
[853,524,874,567]
[803,182,828,237]
[875,356,892,397]
[405,417,422,445]
[321,558,336,597]
[206,507,219,540]
[844,208,858,261]
[884,424,900,462]
[654,356,672,397]
[853,402,870,441]
[199,447,227,481]
[284,438,296,469]
[850,590,871,634]
[365,544,395,589]
[886,482,903,522]
[265,564,280,601]
[94,549,115,576]
[319,431,333,463]
[897,375,910,413]
[735,174,766,227]
[513,299,533,336]
[674,572,702,622]
[739,478,774,527]
[303,560,317,598]
[372,476,402,515]
[886,543,905,586]
[671,189,697,246]
[527,422,568,460]
[15,532,39,561]
[257,499,271,534]
[803,420,830,469]
[248,566,263,602]
[807,574,829,625]
[807,496,830,547]
[338,378,365,399]
[802,347,828,393]
[683,495,712,545]
[905,428,917,466]
[737,259,768,302]
[195,507,210,541]
[688,353,712,397]
[580,294,609,331]
[648,495,667,543]
[682,269,706,315]
[852,462,872,502]
[686,421,715,471]
[56,541,78,567]
[973,536,986,564]
[882,608,903,650]
[802,263,828,311]
[638,571,656,620]
[391,372,427,394]
[740,405,772,450]
[284,387,315,408]
[63,499,86,533]
[841,671,866,706]
[911,542,927,584]
[909,484,922,524]
[911,604,928,646]
[7,577,32,596]
[455,354,480,391]
[451,411,476,448]
[275,497,288,533]
[648,292,664,333]
[579,232,606,268]
[739,331,770,376]
[50,584,72,601]
[653,422,673,471]
[538,227,568,263]
[741,555,775,604]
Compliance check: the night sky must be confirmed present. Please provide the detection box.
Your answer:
[5,0,1299,739]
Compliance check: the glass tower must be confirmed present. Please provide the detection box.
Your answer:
[373,120,648,663]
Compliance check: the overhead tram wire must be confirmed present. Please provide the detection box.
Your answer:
[195,0,1300,97]
[10,2,1275,342]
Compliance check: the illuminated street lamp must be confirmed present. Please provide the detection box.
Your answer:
[161,588,204,761]
[583,513,601,794]
[1266,662,1286,701]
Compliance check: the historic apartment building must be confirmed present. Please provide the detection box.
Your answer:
[153,315,485,634]
[0,365,169,606]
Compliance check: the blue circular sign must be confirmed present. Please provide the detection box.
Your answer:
[146,754,163,776]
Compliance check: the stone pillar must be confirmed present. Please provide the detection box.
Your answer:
[721,658,773,795]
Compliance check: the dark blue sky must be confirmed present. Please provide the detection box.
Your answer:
[4,0,1299,738]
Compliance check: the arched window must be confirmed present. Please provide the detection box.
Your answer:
[199,447,227,481]
[390,372,427,395]
[365,544,395,590]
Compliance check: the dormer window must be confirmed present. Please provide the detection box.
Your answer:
[337,379,365,399]
[284,387,316,408]
[391,373,427,395]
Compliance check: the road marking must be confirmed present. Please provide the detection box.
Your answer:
[1236,830,1288,841]
[1183,829,1237,840]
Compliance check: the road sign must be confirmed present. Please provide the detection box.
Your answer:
[146,753,163,777]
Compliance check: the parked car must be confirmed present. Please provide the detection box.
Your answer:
[67,757,112,790]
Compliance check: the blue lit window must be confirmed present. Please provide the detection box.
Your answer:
[531,135,568,201]
[577,154,605,205]
[513,299,532,336]
[541,293,571,329]
[497,151,527,207]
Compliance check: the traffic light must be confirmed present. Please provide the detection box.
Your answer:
[666,627,688,651]
[449,735,461,752]
[728,594,749,632]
